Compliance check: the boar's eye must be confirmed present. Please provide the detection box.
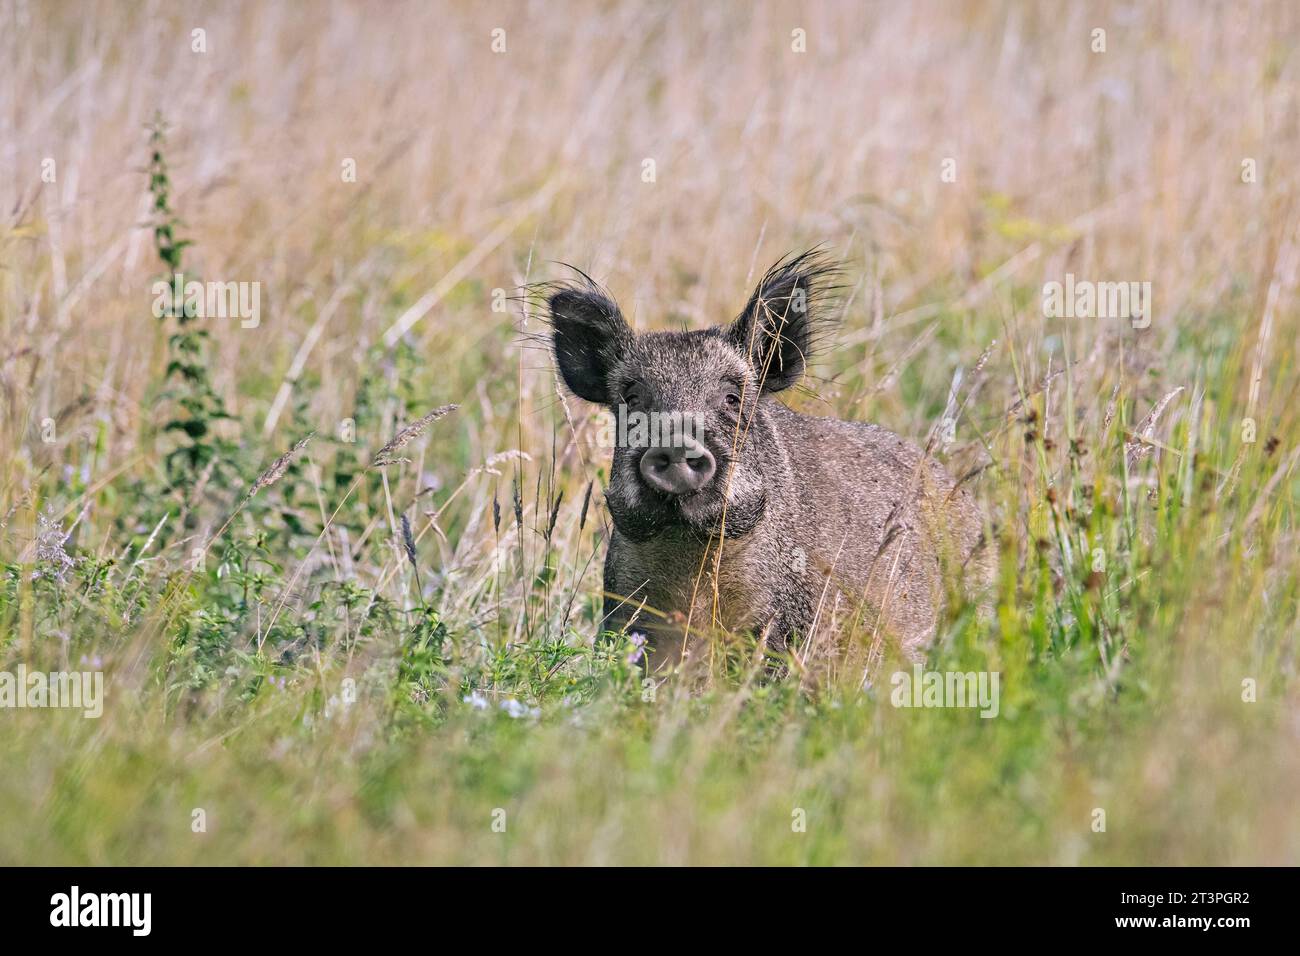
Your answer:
[724,392,741,409]
[620,387,643,409]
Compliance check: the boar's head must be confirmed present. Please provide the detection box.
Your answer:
[545,250,838,542]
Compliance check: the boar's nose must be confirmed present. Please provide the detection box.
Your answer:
[639,438,717,496]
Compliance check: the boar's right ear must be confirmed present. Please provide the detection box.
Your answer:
[726,249,838,393]
[547,282,632,404]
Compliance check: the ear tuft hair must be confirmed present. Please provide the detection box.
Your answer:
[726,248,841,393]
[534,267,632,404]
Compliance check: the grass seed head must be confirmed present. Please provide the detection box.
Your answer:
[247,432,314,499]
[372,404,459,467]
[400,513,418,569]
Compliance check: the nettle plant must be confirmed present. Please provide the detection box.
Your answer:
[146,115,239,496]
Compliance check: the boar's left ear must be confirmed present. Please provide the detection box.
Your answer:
[726,249,839,392]
[547,277,633,404]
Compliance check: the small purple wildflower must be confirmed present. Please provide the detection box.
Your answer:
[626,631,647,665]
[33,505,74,585]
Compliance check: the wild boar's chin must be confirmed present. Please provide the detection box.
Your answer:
[605,503,669,543]
[607,491,766,544]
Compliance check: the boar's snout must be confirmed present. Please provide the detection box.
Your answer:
[638,437,717,496]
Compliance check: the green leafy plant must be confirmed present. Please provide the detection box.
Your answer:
[146,114,240,497]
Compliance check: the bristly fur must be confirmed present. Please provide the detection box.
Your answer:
[520,265,631,404]
[727,247,844,394]
[517,248,842,403]
[736,248,845,346]
[516,265,617,350]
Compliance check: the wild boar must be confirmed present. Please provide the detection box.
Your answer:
[546,251,993,675]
